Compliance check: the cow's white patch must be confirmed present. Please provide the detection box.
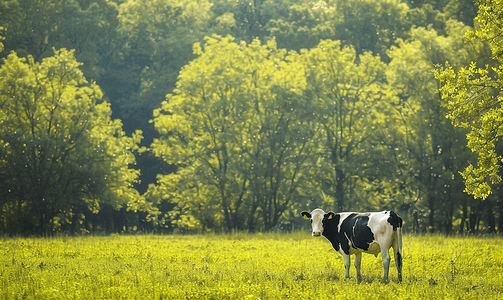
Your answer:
[309,208,325,236]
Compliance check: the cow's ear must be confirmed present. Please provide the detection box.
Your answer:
[326,212,336,220]
[301,211,311,220]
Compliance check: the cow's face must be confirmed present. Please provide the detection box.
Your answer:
[301,209,336,237]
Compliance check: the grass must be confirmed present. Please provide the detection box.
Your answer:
[0,232,502,299]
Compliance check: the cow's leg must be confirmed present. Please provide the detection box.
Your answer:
[343,254,351,279]
[381,249,391,282]
[354,252,362,282]
[393,243,403,282]
[393,228,403,282]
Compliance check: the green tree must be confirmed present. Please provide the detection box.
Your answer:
[268,0,410,60]
[390,20,487,232]
[239,47,318,231]
[0,0,60,60]
[436,0,503,200]
[301,40,398,212]
[0,0,125,107]
[211,0,289,43]
[268,2,339,51]
[444,0,478,26]
[115,0,214,123]
[0,49,143,234]
[0,0,120,71]
[150,36,318,232]
[57,0,123,80]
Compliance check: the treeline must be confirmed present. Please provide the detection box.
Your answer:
[0,0,501,235]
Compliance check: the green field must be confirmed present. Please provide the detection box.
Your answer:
[1,233,502,299]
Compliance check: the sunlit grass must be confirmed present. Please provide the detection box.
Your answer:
[0,232,502,299]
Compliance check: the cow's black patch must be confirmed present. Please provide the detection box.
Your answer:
[301,211,311,219]
[396,251,402,269]
[322,213,340,251]
[338,214,375,255]
[387,211,403,231]
[321,213,375,255]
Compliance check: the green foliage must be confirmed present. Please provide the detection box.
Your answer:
[437,61,503,199]
[0,234,502,298]
[467,0,503,62]
[150,35,410,231]
[115,0,214,122]
[301,40,400,211]
[436,0,503,199]
[0,0,120,75]
[388,20,483,231]
[150,35,318,231]
[0,0,500,234]
[0,49,142,234]
[268,0,411,59]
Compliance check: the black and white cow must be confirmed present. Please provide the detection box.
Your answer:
[301,209,403,282]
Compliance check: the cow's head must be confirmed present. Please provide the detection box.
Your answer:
[301,209,336,237]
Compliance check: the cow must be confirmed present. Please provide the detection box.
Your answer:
[301,209,403,282]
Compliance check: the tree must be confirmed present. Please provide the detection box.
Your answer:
[0,0,120,71]
[149,36,318,232]
[0,49,143,234]
[268,2,338,51]
[115,0,214,125]
[436,0,503,200]
[301,40,399,212]
[102,0,218,197]
[385,19,492,233]
[57,0,123,80]
[0,0,62,60]
[240,48,318,231]
[268,0,410,60]
[212,0,288,43]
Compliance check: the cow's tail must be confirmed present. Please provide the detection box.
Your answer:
[397,220,403,265]
[397,215,403,282]
[389,211,403,282]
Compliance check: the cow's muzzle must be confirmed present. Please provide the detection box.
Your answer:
[312,231,321,237]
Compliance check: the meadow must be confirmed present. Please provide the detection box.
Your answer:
[0,232,502,299]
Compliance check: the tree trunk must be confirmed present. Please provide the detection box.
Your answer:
[459,198,467,234]
[335,168,345,212]
[468,206,478,233]
[247,200,259,233]
[17,199,23,235]
[71,208,80,235]
[35,197,48,236]
[487,200,496,233]
[499,199,503,233]
[412,211,419,233]
[219,183,233,232]
[445,187,454,235]
[428,194,435,233]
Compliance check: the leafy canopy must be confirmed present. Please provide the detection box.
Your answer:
[0,48,143,232]
[436,0,503,199]
[150,35,318,231]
